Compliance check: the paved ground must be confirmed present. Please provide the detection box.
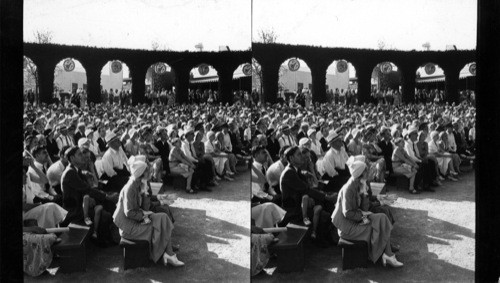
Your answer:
[25,163,251,283]
[254,165,475,283]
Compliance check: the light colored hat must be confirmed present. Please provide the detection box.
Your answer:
[85,129,94,137]
[307,129,316,137]
[407,126,418,136]
[105,132,119,144]
[326,130,341,143]
[78,138,89,148]
[299,137,311,146]
[128,155,147,180]
[346,155,367,179]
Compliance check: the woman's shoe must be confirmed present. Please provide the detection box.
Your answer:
[163,253,185,267]
[84,217,93,226]
[226,171,235,176]
[381,253,403,267]
[409,188,420,194]
[303,217,312,226]
[447,175,458,182]
[185,188,196,194]
[214,175,222,181]
[438,176,445,181]
[223,175,234,181]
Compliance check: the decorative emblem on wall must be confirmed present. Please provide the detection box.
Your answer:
[337,60,348,73]
[469,63,476,76]
[63,59,75,72]
[380,62,393,74]
[111,61,123,73]
[288,58,300,72]
[155,63,167,74]
[242,64,252,76]
[198,64,210,76]
[424,63,436,75]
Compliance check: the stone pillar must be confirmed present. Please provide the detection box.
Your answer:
[400,67,416,104]
[356,65,372,105]
[444,67,460,104]
[260,62,280,104]
[37,62,55,104]
[130,65,147,105]
[173,66,190,104]
[85,63,102,104]
[217,66,234,104]
[310,64,328,104]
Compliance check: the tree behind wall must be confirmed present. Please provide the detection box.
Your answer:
[252,29,286,99]
[24,30,59,105]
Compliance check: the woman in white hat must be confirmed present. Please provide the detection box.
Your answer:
[332,156,403,267]
[113,156,184,267]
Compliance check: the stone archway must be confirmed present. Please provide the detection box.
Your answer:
[53,58,87,107]
[325,59,358,105]
[415,62,445,103]
[278,57,311,105]
[99,60,131,106]
[189,63,219,103]
[146,62,176,105]
[370,61,402,105]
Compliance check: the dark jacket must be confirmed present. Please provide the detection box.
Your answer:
[61,164,106,223]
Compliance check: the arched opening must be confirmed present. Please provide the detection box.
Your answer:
[99,60,131,106]
[188,63,219,103]
[278,58,311,106]
[370,62,402,105]
[325,60,357,105]
[145,62,176,105]
[232,63,252,104]
[415,62,445,103]
[458,62,476,103]
[23,56,39,105]
[54,58,87,107]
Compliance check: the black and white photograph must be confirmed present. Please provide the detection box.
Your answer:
[250,0,477,281]
[19,0,252,281]
[2,0,500,282]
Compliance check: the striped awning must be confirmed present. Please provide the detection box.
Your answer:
[416,74,474,84]
[189,73,249,84]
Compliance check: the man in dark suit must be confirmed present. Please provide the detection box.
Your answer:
[60,146,117,244]
[154,127,171,179]
[280,146,336,229]
[378,126,394,175]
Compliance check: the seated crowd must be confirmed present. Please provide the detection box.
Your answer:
[250,99,475,275]
[22,100,252,276]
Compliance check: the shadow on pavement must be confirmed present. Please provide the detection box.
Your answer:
[26,207,250,283]
[254,188,475,282]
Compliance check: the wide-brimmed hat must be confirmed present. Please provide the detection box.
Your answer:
[84,129,94,137]
[326,130,342,143]
[105,132,119,144]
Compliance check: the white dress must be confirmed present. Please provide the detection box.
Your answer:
[204,140,227,175]
[428,140,451,175]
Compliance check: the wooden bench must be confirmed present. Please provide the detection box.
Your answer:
[119,238,150,270]
[337,238,368,270]
[269,224,309,273]
[164,173,187,190]
[52,227,91,273]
